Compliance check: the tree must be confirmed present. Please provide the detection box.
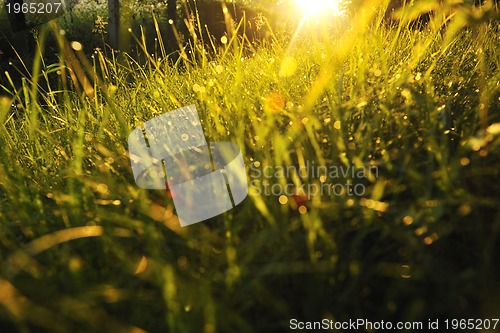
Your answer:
[167,0,177,23]
[5,0,34,57]
[6,0,27,32]
[108,0,120,49]
[166,0,178,54]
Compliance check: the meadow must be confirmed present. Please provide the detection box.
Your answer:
[0,0,500,332]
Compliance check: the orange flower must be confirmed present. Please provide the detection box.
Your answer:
[264,92,286,114]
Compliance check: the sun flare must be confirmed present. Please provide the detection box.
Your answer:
[295,0,345,17]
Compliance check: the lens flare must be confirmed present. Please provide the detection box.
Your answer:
[296,0,345,17]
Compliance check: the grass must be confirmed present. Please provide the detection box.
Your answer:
[0,1,500,332]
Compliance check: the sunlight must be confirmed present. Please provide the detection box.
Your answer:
[295,0,345,17]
